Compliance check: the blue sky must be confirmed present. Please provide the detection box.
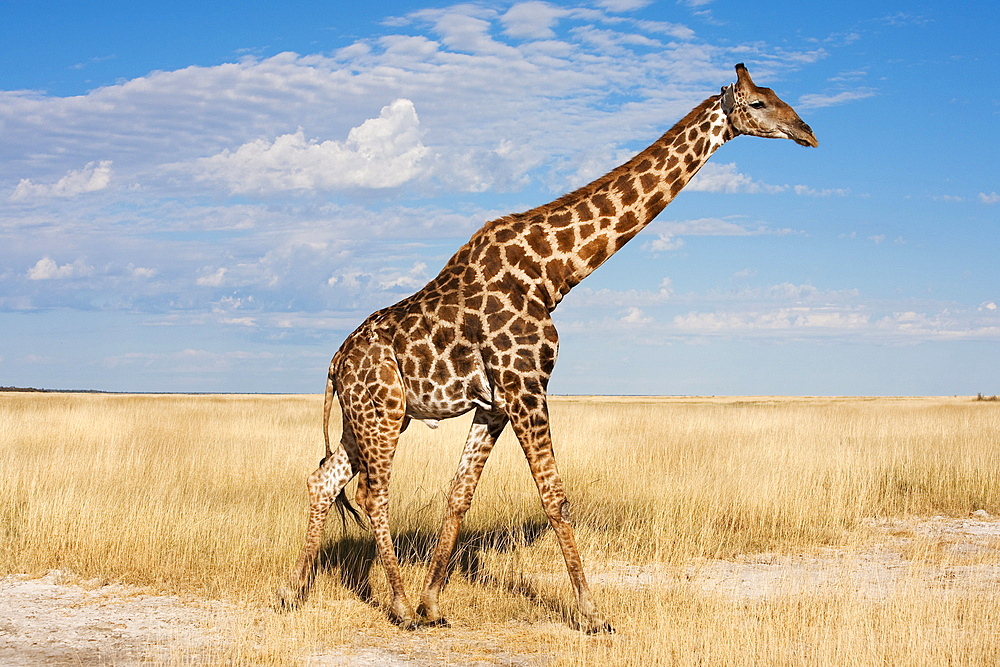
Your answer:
[1,0,998,395]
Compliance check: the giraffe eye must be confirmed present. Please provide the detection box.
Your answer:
[749,101,767,109]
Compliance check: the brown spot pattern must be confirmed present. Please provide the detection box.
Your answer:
[282,64,816,635]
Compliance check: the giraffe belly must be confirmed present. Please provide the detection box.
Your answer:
[402,372,493,421]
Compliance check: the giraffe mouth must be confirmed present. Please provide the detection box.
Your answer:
[792,133,819,148]
[786,123,819,148]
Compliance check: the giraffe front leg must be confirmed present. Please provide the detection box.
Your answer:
[277,446,356,609]
[417,409,507,626]
[507,395,614,634]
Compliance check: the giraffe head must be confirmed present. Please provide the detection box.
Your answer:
[721,63,818,148]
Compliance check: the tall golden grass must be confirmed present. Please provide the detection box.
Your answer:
[2,393,998,665]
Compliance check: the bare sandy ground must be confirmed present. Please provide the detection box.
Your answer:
[589,514,1000,599]
[2,514,998,665]
[0,570,242,666]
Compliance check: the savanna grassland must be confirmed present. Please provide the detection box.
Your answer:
[2,393,999,665]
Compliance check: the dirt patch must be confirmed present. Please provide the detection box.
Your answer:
[3,516,998,665]
[0,571,545,666]
[0,570,236,665]
[586,514,1000,600]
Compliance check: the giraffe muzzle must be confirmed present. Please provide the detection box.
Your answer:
[788,122,819,148]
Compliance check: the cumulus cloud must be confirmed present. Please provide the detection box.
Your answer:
[797,88,876,109]
[26,257,94,280]
[793,184,849,197]
[408,6,517,56]
[643,217,795,253]
[620,306,652,324]
[195,100,428,194]
[979,192,1000,205]
[688,163,786,194]
[11,161,112,200]
[596,0,653,10]
[664,217,794,237]
[645,233,685,252]
[672,307,870,333]
[501,1,567,39]
[197,267,227,287]
[0,7,830,205]
[687,163,847,199]
[564,279,673,308]
[127,264,157,278]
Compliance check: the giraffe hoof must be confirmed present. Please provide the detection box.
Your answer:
[419,616,451,628]
[274,586,303,612]
[388,609,421,631]
[391,617,421,631]
[584,620,615,635]
[571,616,614,634]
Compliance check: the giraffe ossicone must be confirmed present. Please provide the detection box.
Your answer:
[277,63,817,633]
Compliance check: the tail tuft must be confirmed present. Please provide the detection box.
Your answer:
[334,488,366,530]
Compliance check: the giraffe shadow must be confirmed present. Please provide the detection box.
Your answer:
[315,518,571,622]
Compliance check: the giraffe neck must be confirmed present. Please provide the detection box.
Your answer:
[517,94,733,309]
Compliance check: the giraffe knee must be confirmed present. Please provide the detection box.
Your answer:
[446,492,474,518]
[558,498,573,523]
[542,497,573,524]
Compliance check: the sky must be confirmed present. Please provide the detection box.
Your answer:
[1,0,998,395]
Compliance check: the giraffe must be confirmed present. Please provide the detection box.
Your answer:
[277,63,818,633]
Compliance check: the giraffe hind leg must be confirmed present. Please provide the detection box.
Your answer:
[417,408,507,626]
[340,354,428,628]
[353,426,424,629]
[276,444,356,609]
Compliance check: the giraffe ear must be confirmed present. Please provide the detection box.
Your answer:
[720,84,735,114]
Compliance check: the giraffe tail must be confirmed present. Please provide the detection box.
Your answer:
[322,370,336,456]
[323,369,366,530]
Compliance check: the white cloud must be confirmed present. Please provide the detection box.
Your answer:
[979,192,1000,205]
[797,88,876,109]
[672,307,870,333]
[688,163,786,194]
[104,348,275,370]
[873,311,1000,341]
[645,233,685,252]
[980,302,997,312]
[197,267,227,287]
[377,262,429,290]
[501,2,567,39]
[687,166,843,198]
[643,216,796,254]
[127,264,157,278]
[11,161,112,200]
[408,6,517,56]
[664,217,794,237]
[793,184,849,197]
[620,306,652,324]
[0,10,830,205]
[195,99,428,194]
[563,281,673,308]
[26,257,94,280]
[597,0,652,9]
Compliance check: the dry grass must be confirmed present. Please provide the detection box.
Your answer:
[2,393,999,664]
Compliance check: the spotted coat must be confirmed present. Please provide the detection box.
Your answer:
[277,63,817,633]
